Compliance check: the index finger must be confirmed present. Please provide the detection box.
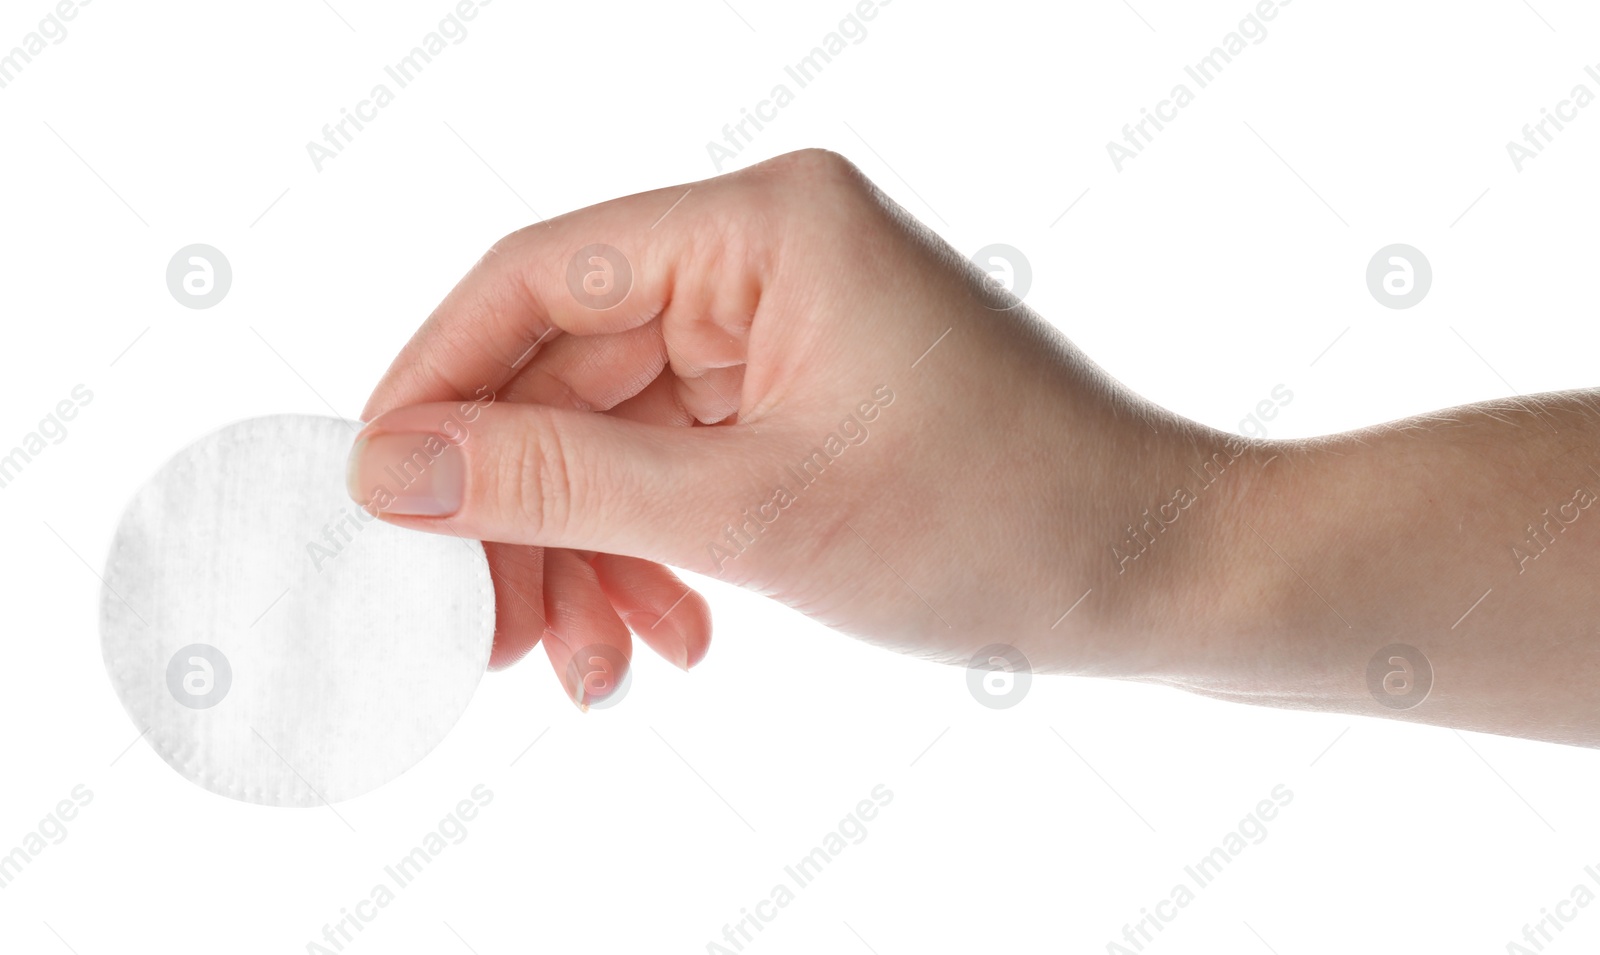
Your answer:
[361,174,740,421]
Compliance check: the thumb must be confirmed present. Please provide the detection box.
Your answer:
[345,400,756,570]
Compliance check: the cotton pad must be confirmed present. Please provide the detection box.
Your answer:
[100,414,495,807]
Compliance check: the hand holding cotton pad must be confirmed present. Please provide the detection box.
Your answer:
[99,414,495,807]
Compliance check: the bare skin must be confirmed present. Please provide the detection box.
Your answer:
[349,148,1600,745]
[1184,398,1600,747]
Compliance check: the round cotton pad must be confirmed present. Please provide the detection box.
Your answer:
[100,414,495,807]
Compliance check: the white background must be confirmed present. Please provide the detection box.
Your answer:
[3,0,1600,952]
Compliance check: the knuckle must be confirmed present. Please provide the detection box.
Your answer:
[756,148,868,198]
[493,220,545,253]
[775,147,862,180]
[502,411,581,541]
[725,149,879,258]
[482,231,521,264]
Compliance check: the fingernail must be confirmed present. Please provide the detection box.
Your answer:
[558,635,591,712]
[571,665,589,713]
[346,432,464,517]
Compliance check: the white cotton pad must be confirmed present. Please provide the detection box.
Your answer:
[99,414,495,807]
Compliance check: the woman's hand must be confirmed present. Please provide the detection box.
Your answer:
[348,149,1237,708]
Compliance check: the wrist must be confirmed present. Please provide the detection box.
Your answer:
[1058,413,1291,683]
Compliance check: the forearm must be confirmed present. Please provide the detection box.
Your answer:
[1160,391,1600,747]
